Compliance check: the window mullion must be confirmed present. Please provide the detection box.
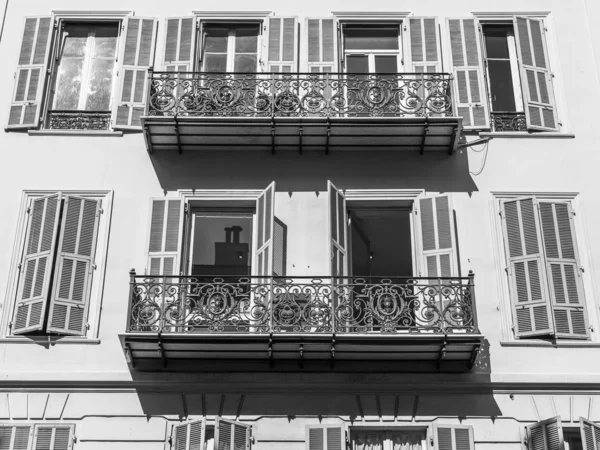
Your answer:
[227,28,235,72]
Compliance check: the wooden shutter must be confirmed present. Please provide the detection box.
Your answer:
[434,424,474,450]
[514,17,558,131]
[147,198,185,276]
[0,425,32,450]
[47,196,101,335]
[163,17,196,71]
[12,194,61,334]
[328,181,347,278]
[526,417,564,450]
[215,418,251,450]
[113,16,158,130]
[305,425,345,450]
[447,18,489,129]
[6,16,52,129]
[267,17,298,72]
[173,420,205,450]
[407,17,442,72]
[580,417,600,450]
[539,201,589,339]
[33,425,73,450]
[501,198,554,338]
[256,182,275,277]
[416,194,458,277]
[306,18,337,72]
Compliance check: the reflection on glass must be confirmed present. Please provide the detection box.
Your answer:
[234,54,257,73]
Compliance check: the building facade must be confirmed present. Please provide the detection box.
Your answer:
[0,0,600,449]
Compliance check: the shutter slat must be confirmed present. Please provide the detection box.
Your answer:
[146,198,184,276]
[34,425,72,450]
[216,419,250,450]
[0,426,32,450]
[174,420,205,450]
[306,425,344,450]
[580,417,600,450]
[408,18,441,72]
[526,417,564,450]
[267,16,298,72]
[434,425,474,450]
[306,18,337,72]
[163,17,196,71]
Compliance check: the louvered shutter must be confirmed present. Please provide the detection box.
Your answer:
[33,425,73,450]
[407,17,441,72]
[0,425,32,450]
[434,425,474,450]
[526,417,564,450]
[539,201,589,339]
[501,198,554,338]
[113,16,158,130]
[215,418,251,450]
[173,420,205,450]
[514,17,558,131]
[46,196,101,335]
[256,182,275,277]
[6,16,52,129]
[580,417,600,450]
[147,198,185,276]
[267,17,298,72]
[328,181,348,278]
[447,18,489,129]
[163,17,196,72]
[416,195,458,277]
[12,194,61,334]
[306,18,337,72]
[305,425,345,450]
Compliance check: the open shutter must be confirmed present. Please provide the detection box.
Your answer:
[47,196,101,335]
[416,194,458,277]
[256,182,275,277]
[163,17,196,71]
[539,201,589,339]
[113,16,158,130]
[173,420,205,450]
[407,17,441,72]
[526,417,564,450]
[434,424,474,450]
[501,197,554,338]
[305,425,345,450]
[147,198,184,276]
[12,194,61,334]
[447,18,489,129]
[306,18,337,72]
[6,16,52,129]
[215,418,251,450]
[0,425,33,450]
[580,418,600,450]
[328,181,347,277]
[514,17,558,131]
[33,425,74,450]
[267,17,298,72]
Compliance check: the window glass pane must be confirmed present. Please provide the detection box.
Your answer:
[483,25,511,59]
[344,27,399,50]
[346,55,369,73]
[86,59,114,110]
[488,60,517,111]
[204,54,228,72]
[53,58,84,109]
[374,55,398,73]
[234,54,257,72]
[204,26,229,52]
[62,25,89,57]
[235,26,259,53]
[94,25,118,58]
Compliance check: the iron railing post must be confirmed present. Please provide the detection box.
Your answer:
[160,274,167,333]
[126,268,136,332]
[145,68,153,116]
[468,271,478,333]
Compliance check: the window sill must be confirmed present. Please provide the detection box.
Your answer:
[0,336,100,345]
[479,131,575,139]
[28,130,123,137]
[500,340,600,348]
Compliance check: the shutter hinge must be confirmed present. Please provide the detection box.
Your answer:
[504,267,509,274]
[93,263,98,270]
[544,26,548,32]
[589,325,594,332]
[550,72,555,78]
[86,323,90,330]
[558,121,563,127]
[403,25,407,31]
[196,21,200,30]
[8,321,13,330]
[26,207,31,214]
[579,266,585,273]
[498,209,503,217]
[18,263,22,271]
[337,22,341,30]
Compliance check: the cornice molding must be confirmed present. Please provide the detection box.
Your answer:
[51,10,132,17]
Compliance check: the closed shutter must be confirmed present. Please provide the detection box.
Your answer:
[0,425,32,450]
[539,201,589,339]
[526,417,564,450]
[173,420,205,450]
[306,18,337,72]
[328,181,347,278]
[501,197,554,338]
[33,425,74,450]
[13,194,61,334]
[47,196,101,335]
[407,17,441,72]
[267,17,298,72]
[514,17,558,131]
[163,17,196,72]
[580,417,600,450]
[434,425,474,450]
[146,198,185,276]
[256,182,275,277]
[447,18,489,129]
[6,16,52,129]
[113,16,158,130]
[305,425,345,450]
[215,418,251,450]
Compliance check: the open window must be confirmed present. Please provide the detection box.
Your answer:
[172,418,252,450]
[351,428,428,450]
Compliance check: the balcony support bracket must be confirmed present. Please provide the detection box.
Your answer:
[325,119,331,155]
[420,120,429,155]
[468,343,482,370]
[271,118,276,155]
[124,343,136,368]
[268,333,274,368]
[436,337,447,371]
[449,126,457,156]
[174,116,182,154]
[157,333,167,368]
[143,125,153,154]
[330,334,336,368]
[298,124,303,155]
[299,343,304,368]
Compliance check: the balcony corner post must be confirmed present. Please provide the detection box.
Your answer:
[468,270,479,333]
[145,68,154,116]
[126,269,137,332]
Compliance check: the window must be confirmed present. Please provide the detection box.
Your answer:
[343,25,402,73]
[202,24,260,72]
[351,429,427,450]
[0,424,74,450]
[525,417,600,450]
[173,418,250,450]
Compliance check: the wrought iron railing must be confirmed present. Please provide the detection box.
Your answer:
[127,272,478,335]
[146,72,454,118]
[491,111,527,132]
[47,110,111,130]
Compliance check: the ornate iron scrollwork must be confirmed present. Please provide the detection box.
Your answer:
[47,110,111,130]
[492,112,527,132]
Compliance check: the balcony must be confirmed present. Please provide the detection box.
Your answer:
[119,273,483,371]
[141,72,462,154]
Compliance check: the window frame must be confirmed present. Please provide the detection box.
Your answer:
[200,23,262,73]
[349,425,429,450]
[0,190,113,341]
[341,24,403,74]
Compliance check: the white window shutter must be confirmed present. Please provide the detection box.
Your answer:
[146,198,185,275]
[539,201,589,339]
[215,418,252,450]
[33,425,74,450]
[0,425,33,450]
[433,424,474,450]
[46,196,101,336]
[513,17,559,131]
[501,197,554,338]
[267,17,298,72]
[256,182,276,277]
[305,425,345,450]
[305,18,337,72]
[12,194,62,334]
[6,16,53,129]
[446,18,489,129]
[163,17,197,71]
[406,17,442,72]
[113,17,158,130]
[580,417,600,450]
[173,419,206,450]
[327,181,348,278]
[526,417,564,450]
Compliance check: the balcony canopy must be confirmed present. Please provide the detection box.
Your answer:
[141,72,462,154]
